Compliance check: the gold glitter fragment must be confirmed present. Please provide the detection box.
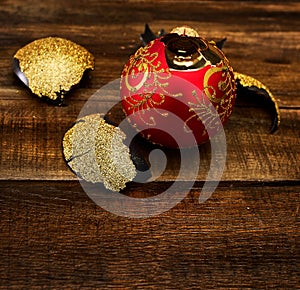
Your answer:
[14,37,94,101]
[170,26,199,37]
[234,72,280,131]
[62,114,136,192]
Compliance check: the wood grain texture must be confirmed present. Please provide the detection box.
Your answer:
[0,0,299,289]
[0,181,299,289]
[0,1,300,106]
[0,98,299,181]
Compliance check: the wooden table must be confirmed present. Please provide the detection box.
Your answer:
[0,1,299,288]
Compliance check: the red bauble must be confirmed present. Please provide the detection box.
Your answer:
[120,27,236,148]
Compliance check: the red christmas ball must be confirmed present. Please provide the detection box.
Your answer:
[120,26,236,148]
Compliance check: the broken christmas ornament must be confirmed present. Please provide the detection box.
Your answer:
[120,24,280,148]
[62,25,280,191]
[14,37,94,104]
[62,114,150,192]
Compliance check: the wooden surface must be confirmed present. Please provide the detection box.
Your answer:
[0,1,299,289]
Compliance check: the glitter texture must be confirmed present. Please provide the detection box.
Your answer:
[234,72,280,132]
[14,37,94,100]
[63,114,136,192]
[170,26,199,37]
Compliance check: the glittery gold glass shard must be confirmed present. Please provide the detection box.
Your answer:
[234,72,280,133]
[14,37,94,101]
[170,26,199,37]
[62,114,136,192]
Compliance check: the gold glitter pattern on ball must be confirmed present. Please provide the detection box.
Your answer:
[14,37,94,101]
[62,114,136,192]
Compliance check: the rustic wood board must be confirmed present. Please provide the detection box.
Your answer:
[0,0,299,289]
[0,100,299,181]
[0,181,299,289]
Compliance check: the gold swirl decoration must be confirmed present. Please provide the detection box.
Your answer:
[122,42,182,126]
[203,62,236,122]
[123,41,170,93]
[184,90,221,135]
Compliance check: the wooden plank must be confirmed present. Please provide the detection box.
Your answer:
[0,181,298,289]
[0,2,299,106]
[0,96,299,181]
